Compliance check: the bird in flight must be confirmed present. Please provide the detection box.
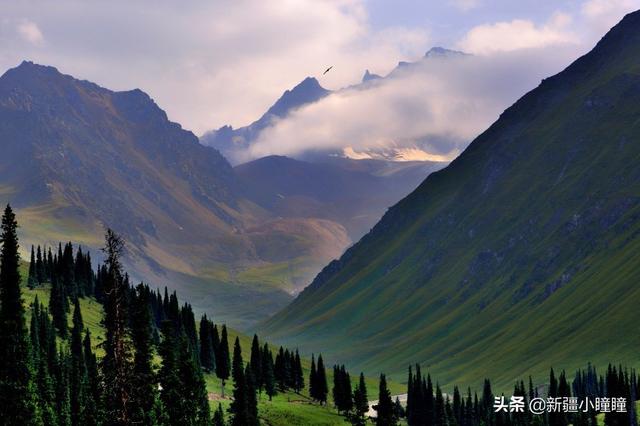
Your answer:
[323,66,333,75]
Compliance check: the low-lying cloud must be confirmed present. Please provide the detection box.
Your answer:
[240,2,639,162]
[243,46,578,162]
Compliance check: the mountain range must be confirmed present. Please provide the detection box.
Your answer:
[0,60,441,329]
[201,46,469,165]
[260,11,640,389]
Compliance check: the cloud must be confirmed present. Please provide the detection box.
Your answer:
[0,1,429,134]
[580,0,640,34]
[17,20,43,45]
[244,45,577,162]
[457,13,578,54]
[242,2,640,163]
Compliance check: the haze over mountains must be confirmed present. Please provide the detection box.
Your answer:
[261,11,640,389]
[0,59,442,329]
[201,46,470,165]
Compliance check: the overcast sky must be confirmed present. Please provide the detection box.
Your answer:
[2,0,639,149]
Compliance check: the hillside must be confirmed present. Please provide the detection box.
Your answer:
[260,11,640,390]
[18,261,402,426]
[0,62,354,329]
[236,155,443,240]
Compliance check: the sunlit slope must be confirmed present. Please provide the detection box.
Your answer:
[260,11,640,390]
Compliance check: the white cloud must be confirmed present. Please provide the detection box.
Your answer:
[244,45,577,162]
[581,0,640,34]
[457,12,578,54]
[0,1,429,134]
[17,20,43,45]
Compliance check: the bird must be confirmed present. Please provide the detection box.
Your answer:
[323,66,333,75]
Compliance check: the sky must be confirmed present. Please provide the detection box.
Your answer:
[2,0,639,160]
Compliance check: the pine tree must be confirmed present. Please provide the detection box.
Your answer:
[158,321,185,426]
[36,245,45,285]
[130,283,161,425]
[100,229,134,424]
[216,325,231,398]
[28,245,37,289]
[177,332,210,425]
[31,299,58,425]
[49,270,68,338]
[83,330,101,426]
[262,344,276,401]
[56,347,72,426]
[434,384,446,426]
[250,335,263,393]
[245,363,259,426]
[62,242,76,300]
[230,337,249,426]
[375,374,396,426]
[70,298,89,426]
[351,372,369,426]
[316,354,328,405]
[274,346,286,390]
[213,403,226,426]
[294,350,304,393]
[199,315,215,373]
[310,354,317,401]
[333,364,353,414]
[0,204,38,424]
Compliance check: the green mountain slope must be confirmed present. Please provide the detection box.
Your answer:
[260,11,640,391]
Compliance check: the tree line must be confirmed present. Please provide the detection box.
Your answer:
[0,205,316,426]
[3,203,639,426]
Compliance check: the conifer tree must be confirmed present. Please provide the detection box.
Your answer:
[177,332,210,425]
[159,321,185,426]
[262,344,276,401]
[375,374,396,426]
[211,323,221,355]
[28,245,37,289]
[250,335,263,393]
[434,384,446,426]
[49,271,68,338]
[351,372,369,426]
[309,354,317,401]
[0,204,37,424]
[213,403,225,426]
[56,347,72,426]
[100,229,134,424]
[70,298,89,426]
[245,363,259,426]
[83,330,101,426]
[36,245,45,285]
[130,283,161,425]
[216,325,231,398]
[31,299,58,425]
[316,354,328,405]
[294,350,304,393]
[199,315,215,373]
[230,337,250,426]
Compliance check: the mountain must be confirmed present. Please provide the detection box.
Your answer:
[362,70,382,83]
[235,155,444,241]
[424,46,470,59]
[0,62,351,329]
[201,77,330,164]
[260,11,640,390]
[201,46,471,166]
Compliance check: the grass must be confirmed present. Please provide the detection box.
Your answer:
[18,262,394,425]
[259,24,640,395]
